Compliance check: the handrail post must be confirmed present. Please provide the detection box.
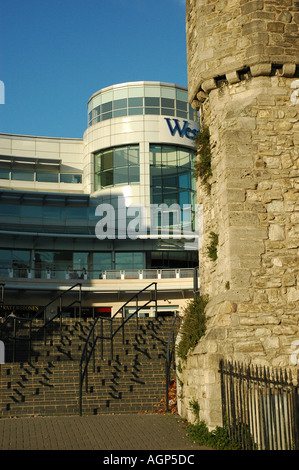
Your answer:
[136,296,139,330]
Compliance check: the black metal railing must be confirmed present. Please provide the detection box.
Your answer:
[78,282,158,415]
[0,283,82,362]
[165,313,180,412]
[219,359,299,450]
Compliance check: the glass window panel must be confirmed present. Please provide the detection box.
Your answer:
[11,171,34,181]
[21,205,43,218]
[113,88,128,100]
[144,87,160,97]
[60,174,82,183]
[179,173,190,189]
[161,108,175,116]
[93,252,112,270]
[0,169,9,179]
[0,204,19,216]
[178,149,191,166]
[102,101,112,113]
[36,172,59,183]
[161,87,176,99]
[12,250,30,267]
[161,98,174,108]
[93,94,101,107]
[145,97,160,107]
[145,107,160,115]
[128,107,143,115]
[101,91,113,104]
[43,205,63,219]
[65,206,87,219]
[113,98,127,109]
[176,110,187,119]
[176,89,188,101]
[179,191,191,205]
[101,151,113,171]
[128,87,143,98]
[114,167,129,185]
[150,145,162,165]
[128,166,139,183]
[113,109,127,118]
[176,100,187,111]
[127,146,139,165]
[163,146,177,166]
[128,97,143,107]
[102,111,112,121]
[133,252,144,268]
[101,170,113,187]
[73,252,89,271]
[0,249,12,274]
[93,105,101,117]
[114,147,127,167]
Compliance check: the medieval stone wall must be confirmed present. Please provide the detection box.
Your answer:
[178,0,299,429]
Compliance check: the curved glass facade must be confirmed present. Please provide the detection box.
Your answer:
[94,145,140,189]
[88,82,196,127]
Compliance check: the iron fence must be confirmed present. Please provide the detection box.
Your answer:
[219,360,299,450]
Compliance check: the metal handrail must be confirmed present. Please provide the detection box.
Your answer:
[78,282,158,415]
[165,313,180,411]
[0,283,82,362]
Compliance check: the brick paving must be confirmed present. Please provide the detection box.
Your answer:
[0,413,211,451]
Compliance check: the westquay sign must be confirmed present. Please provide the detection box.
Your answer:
[164,118,199,140]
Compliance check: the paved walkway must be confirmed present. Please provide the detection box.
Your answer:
[0,413,212,451]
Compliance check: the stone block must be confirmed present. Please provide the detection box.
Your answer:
[269,224,285,240]
[250,63,272,77]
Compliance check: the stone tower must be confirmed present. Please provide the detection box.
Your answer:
[178,0,299,428]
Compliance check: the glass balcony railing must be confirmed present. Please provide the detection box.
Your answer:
[0,267,197,281]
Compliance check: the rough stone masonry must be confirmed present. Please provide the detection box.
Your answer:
[177,0,299,429]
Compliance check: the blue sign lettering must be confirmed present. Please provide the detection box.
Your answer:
[164,118,198,140]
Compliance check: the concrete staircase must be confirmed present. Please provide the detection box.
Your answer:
[0,316,175,418]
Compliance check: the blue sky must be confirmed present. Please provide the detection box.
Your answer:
[0,0,188,138]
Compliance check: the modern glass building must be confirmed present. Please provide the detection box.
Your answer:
[0,82,199,318]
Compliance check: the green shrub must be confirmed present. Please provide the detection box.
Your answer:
[207,231,218,261]
[187,421,241,450]
[177,295,208,360]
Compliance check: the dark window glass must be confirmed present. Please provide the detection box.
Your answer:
[145,97,160,107]
[113,98,127,110]
[128,97,143,107]
[0,203,19,217]
[11,171,34,181]
[176,100,187,111]
[36,172,59,183]
[0,169,9,180]
[60,174,82,184]
[145,107,160,115]
[161,98,174,108]
[102,101,112,113]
